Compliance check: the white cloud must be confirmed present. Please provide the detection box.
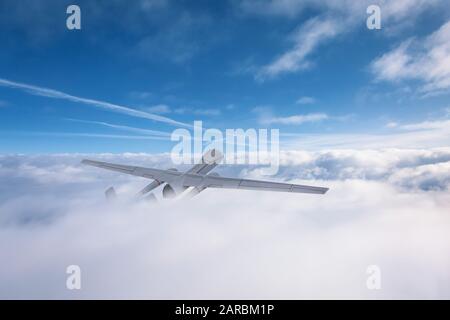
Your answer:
[145,104,172,114]
[263,112,328,125]
[0,150,449,298]
[273,148,450,190]
[0,78,190,128]
[254,106,352,126]
[385,121,399,128]
[3,148,450,190]
[388,160,450,191]
[283,115,450,150]
[239,0,444,22]
[284,131,449,150]
[296,96,316,104]
[256,17,342,80]
[397,119,450,131]
[371,21,450,95]
[140,103,222,117]
[174,107,221,116]
[23,132,169,141]
[371,40,413,81]
[380,0,445,24]
[245,0,448,80]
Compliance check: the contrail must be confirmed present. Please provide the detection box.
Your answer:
[64,118,262,147]
[65,118,173,137]
[13,131,169,141]
[0,78,191,128]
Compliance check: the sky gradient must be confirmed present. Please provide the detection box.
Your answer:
[0,0,449,153]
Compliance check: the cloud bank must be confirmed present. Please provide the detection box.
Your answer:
[0,149,449,299]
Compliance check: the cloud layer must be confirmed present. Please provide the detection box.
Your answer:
[0,149,449,299]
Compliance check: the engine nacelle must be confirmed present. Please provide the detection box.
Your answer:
[162,184,177,199]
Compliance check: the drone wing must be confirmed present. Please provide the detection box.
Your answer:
[182,174,329,195]
[81,159,182,183]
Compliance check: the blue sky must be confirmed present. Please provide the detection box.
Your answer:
[0,0,450,153]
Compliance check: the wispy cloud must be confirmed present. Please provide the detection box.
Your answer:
[0,78,190,128]
[385,121,399,128]
[296,96,316,105]
[256,17,341,80]
[15,131,168,141]
[239,0,444,22]
[393,119,450,131]
[370,21,450,96]
[284,116,450,150]
[141,104,222,117]
[263,112,329,125]
[144,104,172,114]
[174,107,221,116]
[244,0,448,81]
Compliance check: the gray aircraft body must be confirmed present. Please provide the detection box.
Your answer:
[82,149,329,200]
